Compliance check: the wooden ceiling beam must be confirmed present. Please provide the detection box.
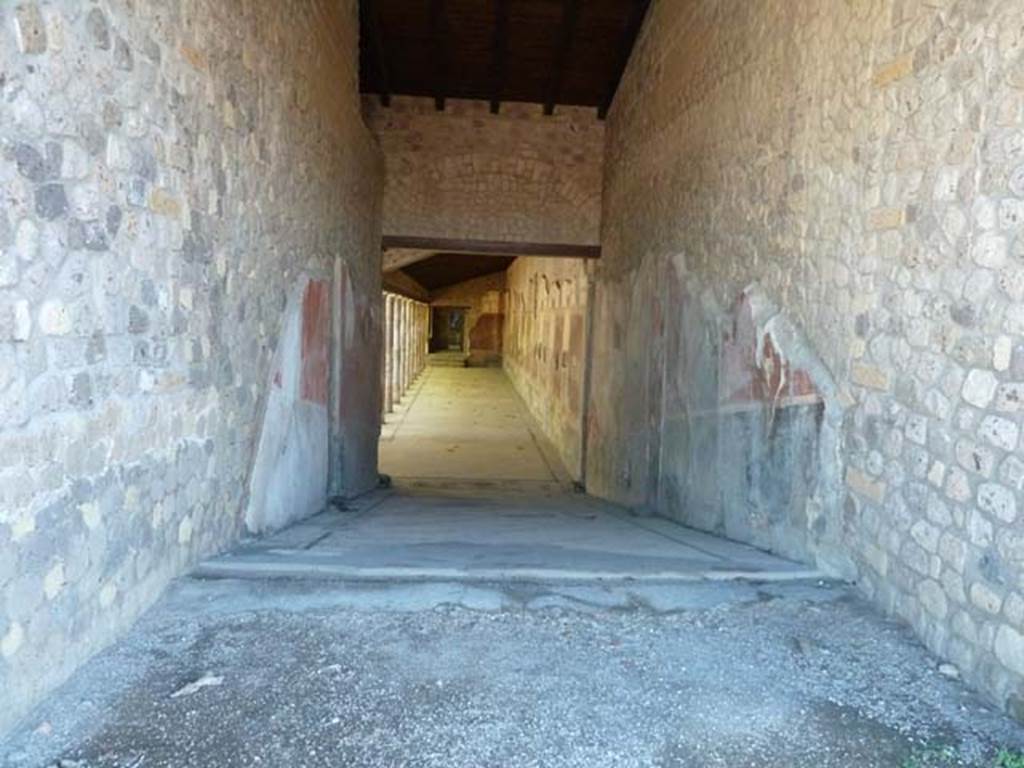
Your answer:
[365,0,392,107]
[488,0,510,114]
[544,0,582,116]
[598,0,650,119]
[430,0,448,111]
[382,235,601,259]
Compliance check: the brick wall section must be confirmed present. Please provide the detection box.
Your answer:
[0,0,382,733]
[363,96,604,245]
[595,0,1024,715]
[504,257,590,480]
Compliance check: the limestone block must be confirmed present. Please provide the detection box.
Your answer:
[918,579,949,619]
[851,361,890,391]
[13,4,47,54]
[995,625,1024,677]
[970,582,1004,615]
[978,482,1017,523]
[979,415,1019,451]
[962,369,998,408]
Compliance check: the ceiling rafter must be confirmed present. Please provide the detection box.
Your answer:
[358,0,651,117]
[430,0,448,111]
[598,0,650,119]
[544,0,582,116]
[489,0,510,115]
[364,0,392,107]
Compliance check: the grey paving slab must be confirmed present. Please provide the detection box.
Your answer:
[197,482,822,583]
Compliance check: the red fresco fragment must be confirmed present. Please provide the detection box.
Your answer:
[469,313,503,352]
[301,279,330,406]
[339,269,382,423]
[719,290,820,406]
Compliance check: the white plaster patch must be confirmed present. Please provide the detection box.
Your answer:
[1,623,25,658]
[11,510,35,541]
[178,515,193,544]
[80,502,101,530]
[44,561,65,600]
[99,583,118,608]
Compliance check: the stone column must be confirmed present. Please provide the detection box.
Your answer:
[426,305,433,359]
[390,295,400,408]
[410,301,418,381]
[403,299,411,393]
[411,301,418,380]
[393,295,401,407]
[396,297,405,402]
[420,304,427,373]
[383,294,394,413]
[381,293,388,414]
[413,302,420,379]
[416,304,423,375]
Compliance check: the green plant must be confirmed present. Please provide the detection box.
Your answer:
[994,750,1024,768]
[901,745,958,768]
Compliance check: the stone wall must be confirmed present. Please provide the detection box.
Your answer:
[595,0,1024,715]
[0,0,382,733]
[504,257,590,481]
[431,272,506,367]
[363,96,604,245]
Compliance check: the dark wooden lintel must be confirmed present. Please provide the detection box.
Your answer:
[382,235,601,259]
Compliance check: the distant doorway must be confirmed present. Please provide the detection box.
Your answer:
[430,307,466,352]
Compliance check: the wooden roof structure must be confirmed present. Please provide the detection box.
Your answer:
[360,0,650,118]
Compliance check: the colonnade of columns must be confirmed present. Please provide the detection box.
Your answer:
[382,292,430,415]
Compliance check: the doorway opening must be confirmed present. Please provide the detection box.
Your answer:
[430,306,467,352]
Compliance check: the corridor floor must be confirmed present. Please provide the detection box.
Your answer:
[4,570,1024,767]
[198,365,819,584]
[379,366,561,483]
[5,369,1024,765]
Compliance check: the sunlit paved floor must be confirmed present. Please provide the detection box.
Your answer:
[379,366,560,483]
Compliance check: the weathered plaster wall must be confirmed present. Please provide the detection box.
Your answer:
[431,272,506,367]
[504,257,590,480]
[596,0,1024,715]
[363,96,604,245]
[0,0,382,733]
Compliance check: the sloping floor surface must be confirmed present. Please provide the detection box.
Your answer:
[4,576,1024,767]
[4,367,1024,765]
[203,366,820,584]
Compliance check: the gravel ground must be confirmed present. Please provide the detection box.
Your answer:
[3,576,1024,767]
